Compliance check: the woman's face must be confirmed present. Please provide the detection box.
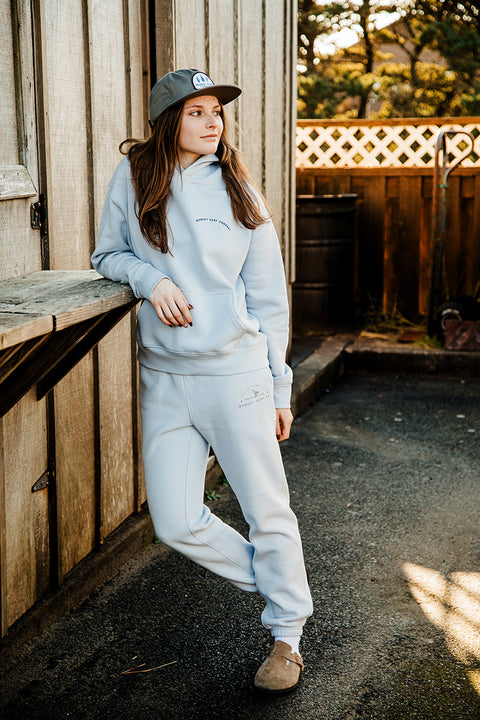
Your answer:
[178,95,224,168]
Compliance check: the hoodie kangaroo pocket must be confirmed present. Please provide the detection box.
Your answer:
[137,290,247,355]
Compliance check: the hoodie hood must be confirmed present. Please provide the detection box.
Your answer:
[176,153,222,185]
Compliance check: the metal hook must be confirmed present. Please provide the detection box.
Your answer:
[428,127,475,335]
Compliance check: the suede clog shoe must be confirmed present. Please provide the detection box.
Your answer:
[254,640,304,693]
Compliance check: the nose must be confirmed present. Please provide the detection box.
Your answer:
[206,113,219,128]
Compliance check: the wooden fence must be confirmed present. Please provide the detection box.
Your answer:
[296,118,480,321]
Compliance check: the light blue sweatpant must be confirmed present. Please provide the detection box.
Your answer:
[139,365,313,638]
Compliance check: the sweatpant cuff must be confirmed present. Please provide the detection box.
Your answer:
[270,626,304,638]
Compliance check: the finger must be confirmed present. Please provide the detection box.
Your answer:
[154,305,173,326]
[175,300,193,326]
[283,415,292,440]
[172,291,193,326]
[167,300,191,327]
[162,302,184,326]
[276,415,282,440]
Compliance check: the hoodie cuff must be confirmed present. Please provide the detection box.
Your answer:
[131,265,169,301]
[273,381,292,409]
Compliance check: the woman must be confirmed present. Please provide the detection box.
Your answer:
[92,68,312,693]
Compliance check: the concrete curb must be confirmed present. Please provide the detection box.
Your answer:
[345,336,480,378]
[291,334,354,416]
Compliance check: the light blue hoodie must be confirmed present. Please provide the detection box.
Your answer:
[91,154,292,407]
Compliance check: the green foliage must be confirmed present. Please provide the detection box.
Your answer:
[363,297,418,334]
[414,335,443,350]
[374,61,459,118]
[298,0,480,119]
[204,487,220,501]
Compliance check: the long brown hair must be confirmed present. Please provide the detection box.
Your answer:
[120,101,268,253]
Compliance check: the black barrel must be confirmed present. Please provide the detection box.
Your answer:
[293,194,357,334]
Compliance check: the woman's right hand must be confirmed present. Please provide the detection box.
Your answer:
[150,278,193,327]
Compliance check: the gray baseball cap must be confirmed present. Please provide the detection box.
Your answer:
[149,69,241,124]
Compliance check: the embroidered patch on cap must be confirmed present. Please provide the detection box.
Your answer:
[192,72,214,90]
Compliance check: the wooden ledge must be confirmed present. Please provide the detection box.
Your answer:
[0,270,138,417]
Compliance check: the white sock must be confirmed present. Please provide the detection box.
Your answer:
[274,636,300,655]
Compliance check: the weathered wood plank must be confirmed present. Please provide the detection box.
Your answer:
[0,313,53,350]
[237,0,264,190]
[14,0,39,182]
[353,174,386,309]
[128,0,147,138]
[264,0,285,252]
[208,0,235,85]
[418,180,432,315]
[0,0,19,164]
[0,334,51,389]
[43,0,90,271]
[296,174,315,195]
[174,0,206,70]
[284,0,296,288]
[444,175,461,299]
[0,198,43,281]
[154,0,174,77]
[3,390,49,628]
[458,195,474,298]
[88,0,127,238]
[98,315,135,539]
[0,271,135,330]
[397,176,422,317]
[55,359,96,578]
[89,0,135,541]
[0,166,37,200]
[382,195,398,314]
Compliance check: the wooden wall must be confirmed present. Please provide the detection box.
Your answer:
[0,0,297,636]
[296,167,480,323]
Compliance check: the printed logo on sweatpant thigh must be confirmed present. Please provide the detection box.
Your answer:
[238,384,270,408]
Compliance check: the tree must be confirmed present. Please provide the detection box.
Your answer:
[298,0,480,119]
[297,0,401,118]
[412,0,480,114]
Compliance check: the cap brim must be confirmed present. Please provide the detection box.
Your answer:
[171,85,241,109]
[151,84,241,123]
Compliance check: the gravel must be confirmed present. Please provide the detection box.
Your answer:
[1,374,480,719]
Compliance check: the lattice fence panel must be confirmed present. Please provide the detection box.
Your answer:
[296,119,480,169]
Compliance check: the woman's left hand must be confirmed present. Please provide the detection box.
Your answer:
[276,408,293,442]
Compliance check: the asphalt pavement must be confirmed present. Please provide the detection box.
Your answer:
[1,372,480,720]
